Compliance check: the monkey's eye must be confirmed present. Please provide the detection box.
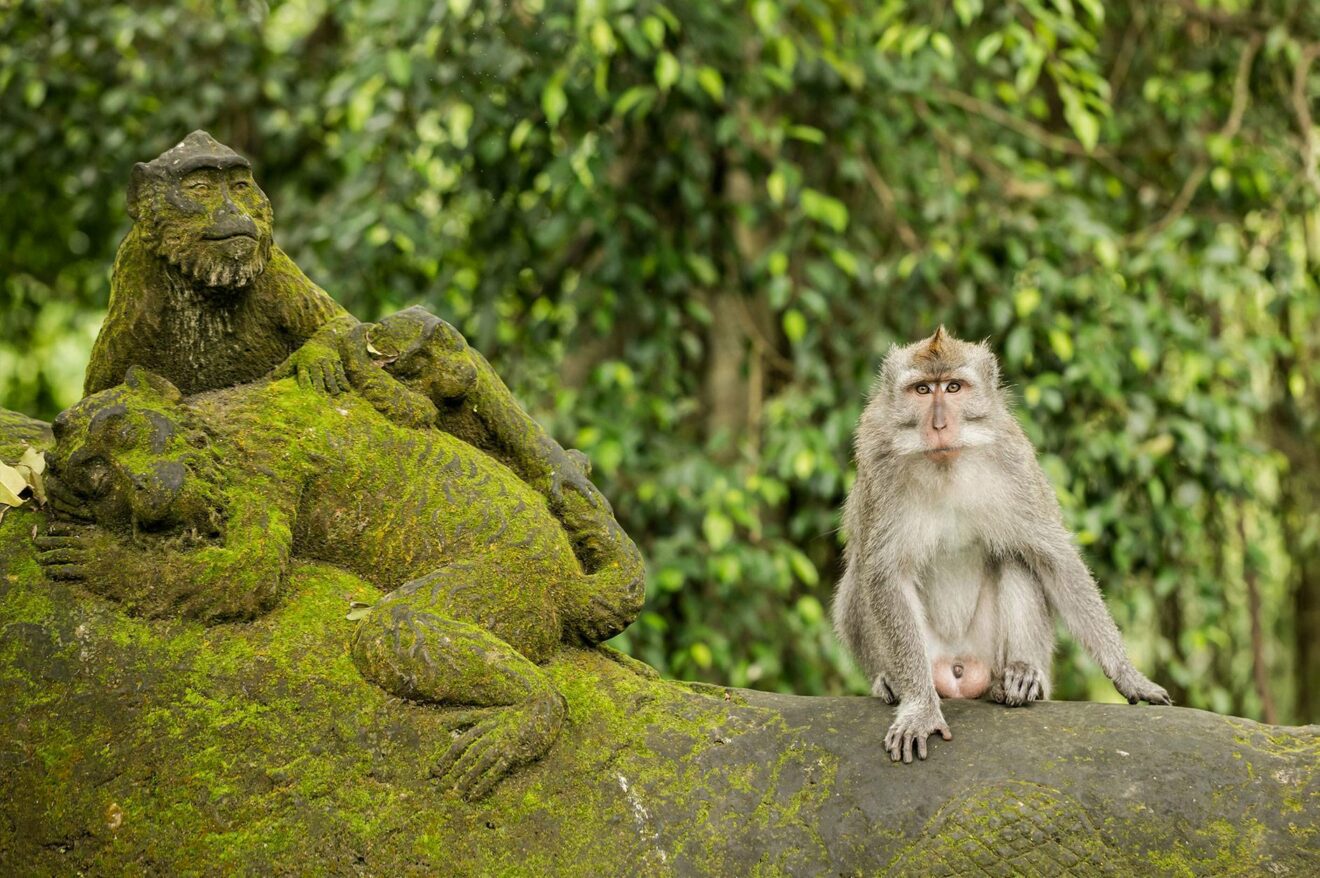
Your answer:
[915,384,932,395]
[946,381,962,393]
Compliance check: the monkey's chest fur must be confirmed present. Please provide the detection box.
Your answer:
[902,473,1021,698]
[141,281,300,395]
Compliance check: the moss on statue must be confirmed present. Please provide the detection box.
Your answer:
[34,366,646,799]
[2,484,1318,873]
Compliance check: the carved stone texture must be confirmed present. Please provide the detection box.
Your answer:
[82,132,623,580]
[32,367,644,801]
[83,130,351,398]
[3,413,1318,876]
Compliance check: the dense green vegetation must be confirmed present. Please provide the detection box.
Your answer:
[2,0,1317,723]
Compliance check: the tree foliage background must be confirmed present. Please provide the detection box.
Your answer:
[2,0,1317,723]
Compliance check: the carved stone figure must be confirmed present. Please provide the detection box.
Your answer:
[81,132,620,574]
[84,130,352,397]
[35,366,645,799]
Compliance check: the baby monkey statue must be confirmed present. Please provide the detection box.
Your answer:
[832,327,1169,764]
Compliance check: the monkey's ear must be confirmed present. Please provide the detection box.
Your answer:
[126,163,152,221]
[123,365,183,402]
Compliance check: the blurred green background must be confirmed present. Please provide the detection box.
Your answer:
[2,0,1317,723]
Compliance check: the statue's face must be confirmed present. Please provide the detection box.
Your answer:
[146,164,274,292]
[48,373,220,535]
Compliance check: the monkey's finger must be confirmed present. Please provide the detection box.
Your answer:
[466,754,514,801]
[33,535,84,549]
[938,723,952,741]
[901,732,915,764]
[916,733,928,761]
[432,721,491,780]
[34,548,88,565]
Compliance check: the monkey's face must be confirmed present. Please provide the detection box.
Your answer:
[143,166,274,293]
[881,329,1003,461]
[47,368,222,536]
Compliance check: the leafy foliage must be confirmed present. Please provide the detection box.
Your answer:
[2,0,1318,721]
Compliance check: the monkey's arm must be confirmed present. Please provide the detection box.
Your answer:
[1025,524,1170,705]
[858,556,952,762]
[443,347,603,513]
[36,487,295,623]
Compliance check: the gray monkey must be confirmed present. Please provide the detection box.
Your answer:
[832,327,1169,764]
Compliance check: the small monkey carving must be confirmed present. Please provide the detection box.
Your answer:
[832,327,1169,763]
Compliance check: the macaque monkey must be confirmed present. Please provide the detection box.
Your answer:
[832,327,1169,764]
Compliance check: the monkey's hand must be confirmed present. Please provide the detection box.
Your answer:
[273,340,349,396]
[1113,669,1172,706]
[884,699,952,764]
[34,521,111,581]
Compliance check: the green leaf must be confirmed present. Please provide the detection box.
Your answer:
[1047,328,1074,362]
[655,52,680,92]
[975,33,1003,65]
[703,511,734,550]
[783,308,807,343]
[799,188,849,232]
[613,85,655,118]
[786,125,825,144]
[541,73,567,126]
[696,66,724,103]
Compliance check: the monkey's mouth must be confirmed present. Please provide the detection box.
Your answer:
[924,446,963,460]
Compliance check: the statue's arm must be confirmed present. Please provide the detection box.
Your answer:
[36,490,295,623]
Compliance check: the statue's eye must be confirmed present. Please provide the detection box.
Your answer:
[915,384,931,395]
[946,381,962,393]
[186,181,210,193]
[80,459,112,497]
[232,180,250,190]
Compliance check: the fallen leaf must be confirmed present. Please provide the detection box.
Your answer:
[0,462,28,507]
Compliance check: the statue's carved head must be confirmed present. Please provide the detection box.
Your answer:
[48,367,222,536]
[368,306,478,401]
[128,130,274,293]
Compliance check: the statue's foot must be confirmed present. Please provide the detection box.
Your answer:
[431,691,566,800]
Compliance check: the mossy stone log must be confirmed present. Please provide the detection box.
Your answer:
[1,419,1316,877]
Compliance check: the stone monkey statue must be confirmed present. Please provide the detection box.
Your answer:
[79,132,621,567]
[84,130,353,398]
[36,367,646,798]
[832,327,1169,764]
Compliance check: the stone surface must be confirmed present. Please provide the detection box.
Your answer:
[1,419,1316,876]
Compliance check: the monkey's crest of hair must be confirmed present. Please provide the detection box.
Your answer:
[875,326,1002,400]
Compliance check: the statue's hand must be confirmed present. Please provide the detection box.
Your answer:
[431,692,566,801]
[338,323,440,429]
[273,340,349,396]
[34,521,119,582]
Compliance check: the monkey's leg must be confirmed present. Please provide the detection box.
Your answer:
[351,571,566,801]
[990,563,1053,706]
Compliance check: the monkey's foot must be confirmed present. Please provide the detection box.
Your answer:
[431,692,566,801]
[990,661,1045,707]
[1113,670,1172,706]
[871,676,898,704]
[884,701,951,763]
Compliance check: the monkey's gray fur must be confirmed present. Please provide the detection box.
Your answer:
[832,327,1169,763]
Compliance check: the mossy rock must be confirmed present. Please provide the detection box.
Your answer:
[0,413,1316,876]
